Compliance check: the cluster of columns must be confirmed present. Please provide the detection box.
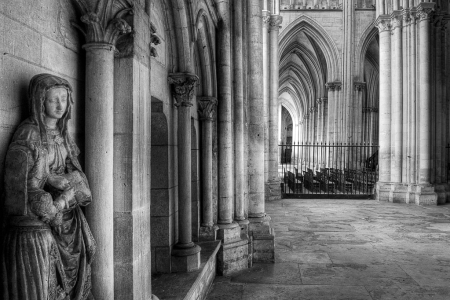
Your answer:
[375,2,440,205]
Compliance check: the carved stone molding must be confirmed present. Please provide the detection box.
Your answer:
[268,15,283,31]
[197,96,218,121]
[150,22,161,58]
[417,3,435,22]
[168,73,199,107]
[375,15,391,33]
[321,97,328,104]
[354,82,366,92]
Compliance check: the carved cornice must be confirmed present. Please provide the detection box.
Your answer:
[375,15,391,33]
[197,96,217,121]
[354,82,366,92]
[268,15,283,31]
[417,3,435,22]
[168,73,199,107]
[326,81,342,91]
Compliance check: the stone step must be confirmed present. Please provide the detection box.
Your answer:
[152,241,221,300]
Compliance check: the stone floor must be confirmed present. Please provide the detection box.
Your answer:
[206,199,450,300]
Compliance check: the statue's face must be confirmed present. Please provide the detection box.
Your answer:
[44,87,68,120]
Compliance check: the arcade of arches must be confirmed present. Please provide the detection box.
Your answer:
[0,0,450,299]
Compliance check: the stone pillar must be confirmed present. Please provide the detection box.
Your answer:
[263,11,270,183]
[414,3,437,205]
[79,10,133,298]
[266,14,283,201]
[216,0,249,276]
[389,11,407,202]
[216,0,234,226]
[233,0,248,228]
[84,42,115,300]
[247,0,275,263]
[198,97,218,241]
[168,73,201,272]
[375,16,392,201]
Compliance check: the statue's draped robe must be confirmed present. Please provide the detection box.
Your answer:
[2,74,96,300]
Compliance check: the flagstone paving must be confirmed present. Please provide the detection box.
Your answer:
[206,199,450,300]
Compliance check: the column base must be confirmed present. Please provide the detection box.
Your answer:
[389,183,409,203]
[265,178,282,201]
[199,225,219,241]
[248,215,275,263]
[217,222,249,276]
[434,183,448,205]
[412,184,437,206]
[236,219,250,236]
[376,182,391,202]
[171,244,201,273]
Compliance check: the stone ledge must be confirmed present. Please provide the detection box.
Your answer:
[152,241,221,300]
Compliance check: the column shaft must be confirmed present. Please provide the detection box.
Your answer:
[84,43,115,300]
[269,15,282,180]
[418,8,432,184]
[409,14,417,183]
[217,0,233,223]
[391,13,403,183]
[377,18,392,183]
[263,12,270,183]
[202,120,214,226]
[178,104,193,244]
[248,0,265,217]
[233,0,245,221]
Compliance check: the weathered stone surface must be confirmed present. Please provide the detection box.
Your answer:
[217,239,249,276]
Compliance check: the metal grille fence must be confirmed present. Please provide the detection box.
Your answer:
[280,142,379,198]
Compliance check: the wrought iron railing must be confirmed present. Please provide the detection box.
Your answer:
[279,142,379,197]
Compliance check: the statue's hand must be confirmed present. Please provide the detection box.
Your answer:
[61,188,77,207]
[48,175,70,190]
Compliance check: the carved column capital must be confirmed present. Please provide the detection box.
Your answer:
[325,82,336,91]
[321,97,328,104]
[391,11,403,30]
[375,15,392,33]
[268,15,283,31]
[316,98,322,105]
[150,22,161,58]
[417,3,435,22]
[197,96,218,121]
[262,10,270,27]
[354,82,366,92]
[168,73,199,107]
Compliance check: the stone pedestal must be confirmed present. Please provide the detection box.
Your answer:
[171,245,202,273]
[217,223,249,276]
[389,183,408,203]
[376,182,391,202]
[265,179,282,201]
[413,184,437,206]
[249,216,275,263]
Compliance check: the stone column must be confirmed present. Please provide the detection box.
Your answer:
[83,42,115,300]
[198,97,218,240]
[79,11,132,299]
[233,0,248,227]
[266,14,283,201]
[216,0,234,226]
[389,11,407,202]
[414,3,437,205]
[326,83,336,145]
[168,73,201,272]
[247,0,275,263]
[216,0,249,276]
[263,11,270,183]
[375,16,392,201]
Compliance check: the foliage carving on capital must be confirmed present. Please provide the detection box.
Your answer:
[417,3,435,22]
[375,16,391,33]
[168,73,199,107]
[71,0,133,46]
[269,15,283,31]
[197,97,217,121]
[391,11,403,30]
[150,22,161,57]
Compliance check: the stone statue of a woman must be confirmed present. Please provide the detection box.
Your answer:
[2,74,96,300]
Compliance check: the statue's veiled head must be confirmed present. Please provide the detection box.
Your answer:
[28,74,74,137]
